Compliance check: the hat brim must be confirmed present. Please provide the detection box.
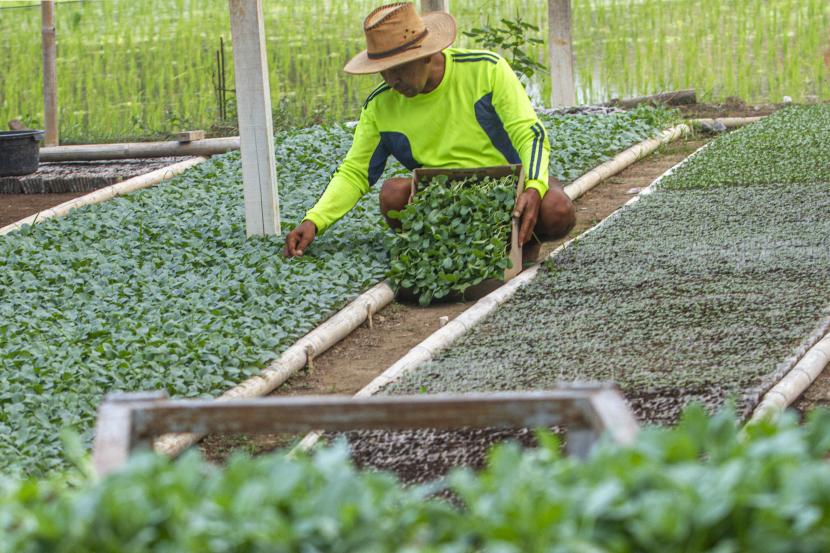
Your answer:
[344,12,457,75]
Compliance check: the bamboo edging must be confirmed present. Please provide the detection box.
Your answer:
[750,329,830,423]
[39,137,240,162]
[0,157,208,236]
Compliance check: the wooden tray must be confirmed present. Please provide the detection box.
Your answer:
[397,164,525,303]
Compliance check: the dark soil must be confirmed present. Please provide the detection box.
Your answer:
[0,193,86,227]
[339,427,538,486]
[678,98,785,118]
[0,157,192,194]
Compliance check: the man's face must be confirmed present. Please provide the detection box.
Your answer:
[380,57,430,97]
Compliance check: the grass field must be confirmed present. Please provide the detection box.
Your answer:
[1,0,828,142]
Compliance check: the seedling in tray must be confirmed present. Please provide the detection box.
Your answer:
[386,165,524,306]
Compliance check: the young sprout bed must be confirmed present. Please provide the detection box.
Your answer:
[346,106,830,479]
[0,107,675,477]
[4,407,830,551]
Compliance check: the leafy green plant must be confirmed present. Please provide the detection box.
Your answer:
[2,407,830,552]
[0,124,402,477]
[542,104,679,181]
[463,15,546,80]
[386,175,517,306]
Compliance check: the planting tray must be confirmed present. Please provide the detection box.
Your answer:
[397,164,524,303]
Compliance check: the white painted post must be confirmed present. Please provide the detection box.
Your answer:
[548,0,576,107]
[228,0,280,237]
[42,0,58,146]
[421,0,449,13]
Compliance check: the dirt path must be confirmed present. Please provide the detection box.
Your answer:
[199,137,711,461]
[0,193,86,227]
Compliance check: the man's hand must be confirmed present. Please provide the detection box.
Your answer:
[512,188,542,245]
[284,220,318,257]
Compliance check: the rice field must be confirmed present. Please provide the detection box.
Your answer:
[1,0,828,142]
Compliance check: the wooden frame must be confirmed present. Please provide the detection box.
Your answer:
[92,385,638,476]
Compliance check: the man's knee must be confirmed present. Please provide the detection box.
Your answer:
[535,184,576,240]
[379,177,412,228]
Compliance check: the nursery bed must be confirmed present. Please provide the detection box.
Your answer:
[0,108,676,475]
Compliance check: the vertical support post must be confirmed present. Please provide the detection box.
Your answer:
[421,0,449,13]
[228,0,280,237]
[92,392,167,478]
[548,0,576,107]
[41,0,58,146]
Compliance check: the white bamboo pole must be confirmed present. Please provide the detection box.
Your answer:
[41,0,58,146]
[548,0,576,108]
[750,331,830,423]
[39,137,240,162]
[0,157,207,236]
[694,116,763,128]
[564,124,688,199]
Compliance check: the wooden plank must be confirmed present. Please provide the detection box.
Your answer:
[176,130,206,143]
[41,0,58,146]
[588,388,639,446]
[421,0,449,13]
[548,0,576,108]
[130,390,616,438]
[228,0,280,237]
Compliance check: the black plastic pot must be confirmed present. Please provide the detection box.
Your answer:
[0,130,44,177]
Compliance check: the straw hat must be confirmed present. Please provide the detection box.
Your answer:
[344,3,457,75]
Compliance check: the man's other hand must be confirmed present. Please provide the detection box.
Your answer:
[284,220,318,257]
[513,188,542,246]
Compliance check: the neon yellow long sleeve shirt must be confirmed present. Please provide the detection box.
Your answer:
[304,48,550,234]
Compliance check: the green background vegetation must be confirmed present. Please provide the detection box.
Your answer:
[4,408,830,551]
[1,0,827,142]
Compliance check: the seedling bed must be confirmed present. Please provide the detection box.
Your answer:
[0,108,677,476]
[382,106,830,425]
[0,157,193,194]
[383,183,830,423]
[342,107,830,480]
